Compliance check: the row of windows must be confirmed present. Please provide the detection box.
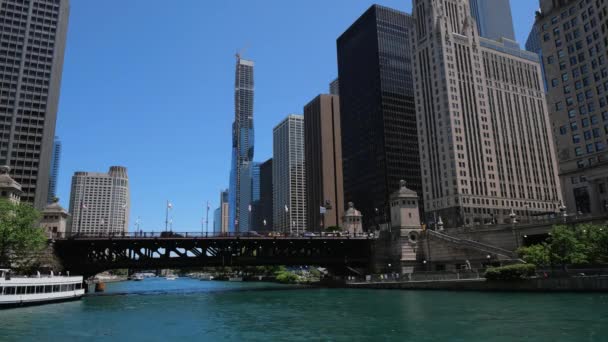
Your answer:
[1,282,82,296]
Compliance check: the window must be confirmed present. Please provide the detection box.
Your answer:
[584,130,592,140]
[571,121,579,131]
[591,115,598,124]
[552,78,559,87]
[562,73,569,81]
[568,109,577,118]
[596,142,606,151]
[560,125,568,134]
[556,102,564,110]
[592,128,600,138]
[548,55,555,64]
[575,147,584,156]
[582,118,590,127]
[573,134,581,143]
[567,97,575,106]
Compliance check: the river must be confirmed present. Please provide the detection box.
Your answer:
[1,278,607,341]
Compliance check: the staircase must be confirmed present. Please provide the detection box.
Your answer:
[426,230,516,260]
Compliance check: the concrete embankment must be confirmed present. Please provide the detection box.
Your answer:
[346,276,608,292]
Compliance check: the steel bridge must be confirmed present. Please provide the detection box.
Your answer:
[52,232,375,278]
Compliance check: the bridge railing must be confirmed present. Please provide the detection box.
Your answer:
[51,231,376,240]
[345,270,485,284]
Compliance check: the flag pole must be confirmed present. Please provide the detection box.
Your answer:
[205,201,210,234]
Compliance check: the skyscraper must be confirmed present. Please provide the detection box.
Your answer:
[536,0,608,215]
[273,115,306,233]
[304,94,344,231]
[412,0,562,227]
[469,0,516,41]
[47,136,61,203]
[329,78,339,96]
[253,158,273,232]
[228,56,255,232]
[220,189,229,233]
[213,207,221,233]
[525,23,542,54]
[238,161,260,232]
[68,166,130,235]
[337,5,421,228]
[0,0,70,209]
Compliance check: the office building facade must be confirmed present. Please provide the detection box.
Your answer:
[469,0,516,41]
[304,94,344,231]
[0,0,70,209]
[536,0,608,215]
[253,158,273,232]
[47,136,60,203]
[228,56,255,232]
[219,189,229,233]
[273,115,306,233]
[238,161,260,231]
[329,78,339,96]
[337,5,421,228]
[412,0,562,227]
[68,166,130,234]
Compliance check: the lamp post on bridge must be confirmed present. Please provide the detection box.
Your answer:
[559,201,567,224]
[509,208,519,248]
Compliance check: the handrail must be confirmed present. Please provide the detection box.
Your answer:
[50,231,376,240]
[427,230,515,258]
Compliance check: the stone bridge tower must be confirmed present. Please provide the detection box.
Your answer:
[390,180,423,274]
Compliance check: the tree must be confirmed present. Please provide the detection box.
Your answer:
[517,244,550,266]
[548,225,590,266]
[517,223,608,269]
[0,199,47,273]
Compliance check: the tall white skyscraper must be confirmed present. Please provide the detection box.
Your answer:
[412,0,562,228]
[68,166,130,235]
[273,115,306,233]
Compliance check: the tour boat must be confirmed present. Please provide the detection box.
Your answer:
[228,276,243,282]
[0,269,85,308]
[131,274,144,281]
[165,275,177,280]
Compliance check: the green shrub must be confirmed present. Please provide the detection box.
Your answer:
[484,264,536,281]
[275,271,299,284]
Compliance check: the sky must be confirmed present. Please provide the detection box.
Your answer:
[55,0,540,232]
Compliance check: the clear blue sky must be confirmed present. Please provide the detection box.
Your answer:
[56,0,539,232]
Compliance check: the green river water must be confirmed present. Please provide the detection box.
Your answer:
[0,278,606,341]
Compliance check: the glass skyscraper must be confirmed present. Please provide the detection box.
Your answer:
[238,161,260,232]
[337,5,421,229]
[469,0,516,41]
[228,56,255,232]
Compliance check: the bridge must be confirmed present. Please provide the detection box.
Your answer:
[52,232,375,278]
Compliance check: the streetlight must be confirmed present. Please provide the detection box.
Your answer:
[559,202,567,224]
[509,209,519,248]
[437,216,444,231]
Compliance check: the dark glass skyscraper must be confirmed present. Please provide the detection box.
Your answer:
[47,136,61,203]
[0,0,70,209]
[253,158,273,232]
[228,56,254,232]
[337,5,421,228]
